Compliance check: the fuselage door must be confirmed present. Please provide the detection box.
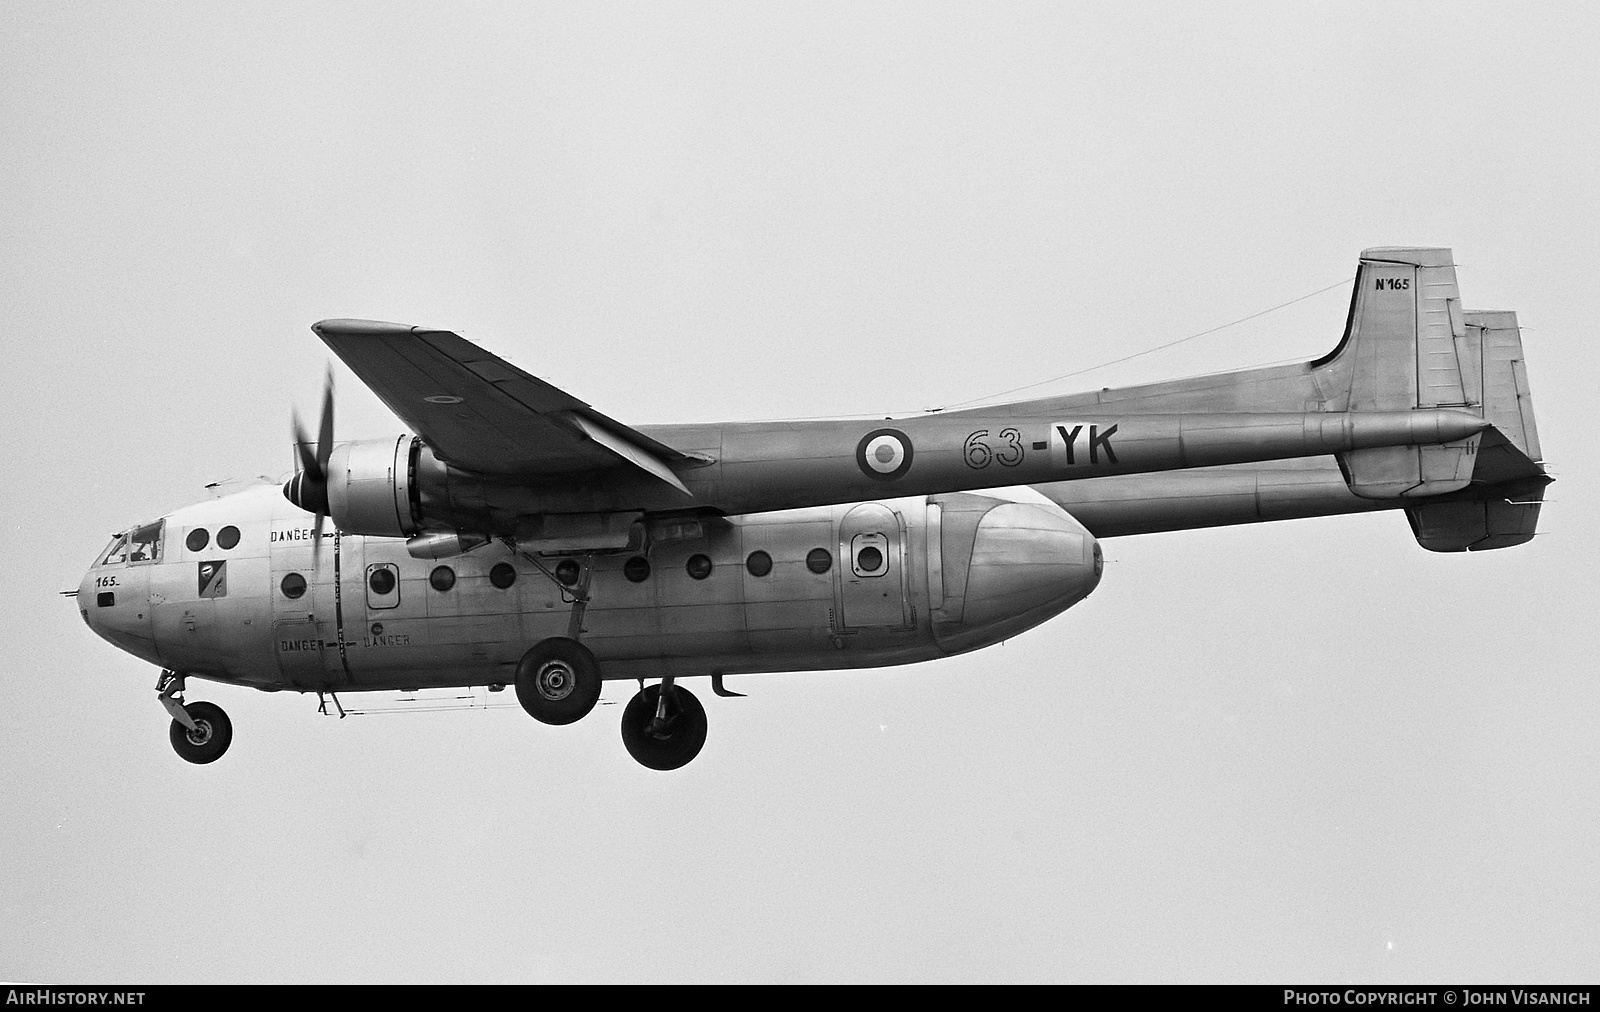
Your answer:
[837,503,910,629]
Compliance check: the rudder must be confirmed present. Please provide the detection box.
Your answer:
[1403,306,1548,551]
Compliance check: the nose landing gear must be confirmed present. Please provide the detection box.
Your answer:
[620,679,708,770]
[157,671,232,764]
[168,701,232,764]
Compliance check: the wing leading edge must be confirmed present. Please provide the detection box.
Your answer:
[312,319,696,494]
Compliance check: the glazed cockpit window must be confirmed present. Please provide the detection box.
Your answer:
[99,534,129,566]
[126,520,165,564]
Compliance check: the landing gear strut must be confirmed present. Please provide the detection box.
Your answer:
[620,679,708,770]
[157,671,232,764]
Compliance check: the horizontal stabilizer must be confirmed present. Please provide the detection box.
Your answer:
[1406,490,1544,552]
[1469,426,1547,485]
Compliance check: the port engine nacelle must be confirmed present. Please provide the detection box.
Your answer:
[324,435,424,539]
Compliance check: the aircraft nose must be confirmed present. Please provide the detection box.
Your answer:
[75,569,95,625]
[935,499,1102,653]
[77,558,160,665]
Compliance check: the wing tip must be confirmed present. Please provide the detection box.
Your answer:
[312,319,420,339]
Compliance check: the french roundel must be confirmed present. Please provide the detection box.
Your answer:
[856,428,914,481]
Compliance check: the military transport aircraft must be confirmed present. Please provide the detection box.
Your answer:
[71,248,1548,769]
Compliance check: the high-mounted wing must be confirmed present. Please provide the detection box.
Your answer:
[313,319,694,493]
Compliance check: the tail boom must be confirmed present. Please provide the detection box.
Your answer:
[1026,246,1549,552]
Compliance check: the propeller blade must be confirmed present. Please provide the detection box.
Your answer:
[316,367,334,475]
[311,511,326,565]
[284,364,335,526]
[291,410,320,479]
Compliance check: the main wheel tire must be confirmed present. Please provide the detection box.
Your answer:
[620,683,708,771]
[168,701,232,765]
[514,638,603,725]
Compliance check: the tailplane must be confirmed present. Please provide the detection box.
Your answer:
[1024,246,1551,553]
[1314,248,1548,549]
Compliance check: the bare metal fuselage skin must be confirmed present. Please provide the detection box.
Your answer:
[78,485,1102,694]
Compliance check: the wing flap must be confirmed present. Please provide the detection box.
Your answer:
[571,416,692,497]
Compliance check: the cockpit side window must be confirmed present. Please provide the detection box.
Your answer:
[126,521,164,564]
[98,534,129,567]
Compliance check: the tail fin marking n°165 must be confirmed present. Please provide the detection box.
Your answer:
[1319,248,1481,499]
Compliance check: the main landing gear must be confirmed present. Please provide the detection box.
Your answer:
[620,679,708,771]
[514,638,603,725]
[157,671,232,764]
[512,640,716,769]
[512,556,717,769]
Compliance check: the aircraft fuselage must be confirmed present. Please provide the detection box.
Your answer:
[79,484,1101,697]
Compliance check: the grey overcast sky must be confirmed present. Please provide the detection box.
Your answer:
[3,1,1597,984]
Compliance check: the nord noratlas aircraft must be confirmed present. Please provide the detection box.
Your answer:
[71,248,1549,769]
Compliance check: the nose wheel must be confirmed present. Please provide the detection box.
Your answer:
[168,701,233,764]
[620,681,708,770]
[157,671,232,764]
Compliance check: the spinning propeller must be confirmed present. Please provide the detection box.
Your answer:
[283,369,335,559]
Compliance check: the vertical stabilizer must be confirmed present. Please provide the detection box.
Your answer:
[1318,248,1481,499]
[1322,246,1472,413]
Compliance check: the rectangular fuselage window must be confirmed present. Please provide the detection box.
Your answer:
[126,520,165,564]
